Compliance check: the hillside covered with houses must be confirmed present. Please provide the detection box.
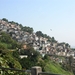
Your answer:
[0,18,75,58]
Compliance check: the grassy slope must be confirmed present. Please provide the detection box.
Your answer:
[44,60,74,75]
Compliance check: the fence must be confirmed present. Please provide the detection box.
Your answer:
[0,66,63,75]
[0,66,29,75]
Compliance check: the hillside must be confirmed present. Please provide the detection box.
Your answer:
[0,18,75,75]
[0,18,74,58]
[44,60,73,75]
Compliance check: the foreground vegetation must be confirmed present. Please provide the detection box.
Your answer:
[0,49,74,75]
[44,59,73,75]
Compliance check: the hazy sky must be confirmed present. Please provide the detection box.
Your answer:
[0,0,75,48]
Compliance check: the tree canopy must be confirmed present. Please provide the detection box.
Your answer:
[2,18,8,22]
[36,31,44,37]
[0,32,19,49]
[22,26,33,34]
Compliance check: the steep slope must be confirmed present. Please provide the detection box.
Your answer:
[44,60,74,75]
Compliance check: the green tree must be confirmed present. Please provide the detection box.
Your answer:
[0,43,7,50]
[43,54,50,60]
[51,37,57,42]
[65,43,70,47]
[12,50,20,60]
[20,57,31,69]
[0,32,13,44]
[19,24,23,29]
[20,46,40,69]
[43,34,51,39]
[8,21,16,24]
[2,18,8,22]
[36,31,43,37]
[22,26,33,34]
[0,32,18,49]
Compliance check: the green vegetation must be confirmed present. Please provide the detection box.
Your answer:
[22,26,33,34]
[19,46,41,69]
[36,31,44,37]
[0,18,74,75]
[36,31,57,42]
[37,55,74,75]
[0,32,19,49]
[44,60,73,75]
[0,49,24,75]
[2,18,34,34]
[2,18,8,22]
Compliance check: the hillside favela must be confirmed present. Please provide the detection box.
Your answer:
[0,18,75,75]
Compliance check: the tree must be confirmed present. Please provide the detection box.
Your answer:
[43,54,50,60]
[8,21,16,24]
[36,31,43,37]
[20,46,41,69]
[20,57,31,69]
[0,43,7,50]
[12,50,20,60]
[2,18,8,22]
[68,55,73,71]
[43,34,51,39]
[22,26,33,34]
[19,24,23,29]
[43,34,47,38]
[65,43,70,47]
[51,37,56,42]
[0,32,12,43]
[0,32,18,49]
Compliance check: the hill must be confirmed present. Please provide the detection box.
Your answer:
[0,18,75,75]
[0,18,73,58]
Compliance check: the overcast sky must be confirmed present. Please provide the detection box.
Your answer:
[0,0,75,48]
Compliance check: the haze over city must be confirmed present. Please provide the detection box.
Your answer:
[0,0,75,48]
